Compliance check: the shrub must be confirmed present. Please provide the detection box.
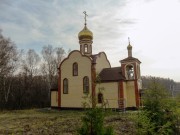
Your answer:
[77,107,114,135]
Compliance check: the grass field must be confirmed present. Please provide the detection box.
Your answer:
[0,109,136,135]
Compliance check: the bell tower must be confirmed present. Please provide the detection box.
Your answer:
[120,38,142,107]
[78,11,93,56]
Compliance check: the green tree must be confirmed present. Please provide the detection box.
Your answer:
[134,111,155,135]
[78,107,114,135]
[78,75,114,135]
[138,78,179,135]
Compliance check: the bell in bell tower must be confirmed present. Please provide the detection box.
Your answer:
[120,38,141,81]
[78,11,93,56]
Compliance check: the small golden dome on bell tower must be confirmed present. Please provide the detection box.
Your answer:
[127,37,132,57]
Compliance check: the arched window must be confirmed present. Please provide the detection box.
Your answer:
[83,76,89,93]
[73,62,78,76]
[126,65,134,80]
[84,44,88,53]
[63,78,68,94]
[98,93,103,103]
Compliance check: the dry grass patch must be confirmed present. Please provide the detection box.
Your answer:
[0,109,135,135]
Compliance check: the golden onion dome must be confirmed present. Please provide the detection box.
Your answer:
[127,44,132,50]
[127,37,132,50]
[78,25,93,40]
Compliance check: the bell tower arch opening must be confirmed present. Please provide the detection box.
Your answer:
[120,38,141,80]
[125,64,134,80]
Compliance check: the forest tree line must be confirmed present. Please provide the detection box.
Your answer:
[141,76,180,97]
[0,30,179,110]
[0,31,67,110]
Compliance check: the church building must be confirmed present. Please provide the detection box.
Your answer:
[51,12,142,109]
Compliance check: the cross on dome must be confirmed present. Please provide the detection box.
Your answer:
[78,11,93,40]
[83,11,88,25]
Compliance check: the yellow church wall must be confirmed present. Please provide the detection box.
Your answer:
[51,91,58,107]
[61,51,92,108]
[122,82,127,108]
[96,82,119,108]
[95,52,111,74]
[125,81,136,107]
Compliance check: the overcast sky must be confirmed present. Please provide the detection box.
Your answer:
[0,0,180,82]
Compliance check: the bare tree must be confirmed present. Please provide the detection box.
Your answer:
[22,49,40,77]
[41,45,65,87]
[0,33,19,106]
[55,47,65,68]
[0,30,66,109]
[41,45,65,101]
[17,49,40,107]
[41,45,56,89]
[0,29,2,37]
